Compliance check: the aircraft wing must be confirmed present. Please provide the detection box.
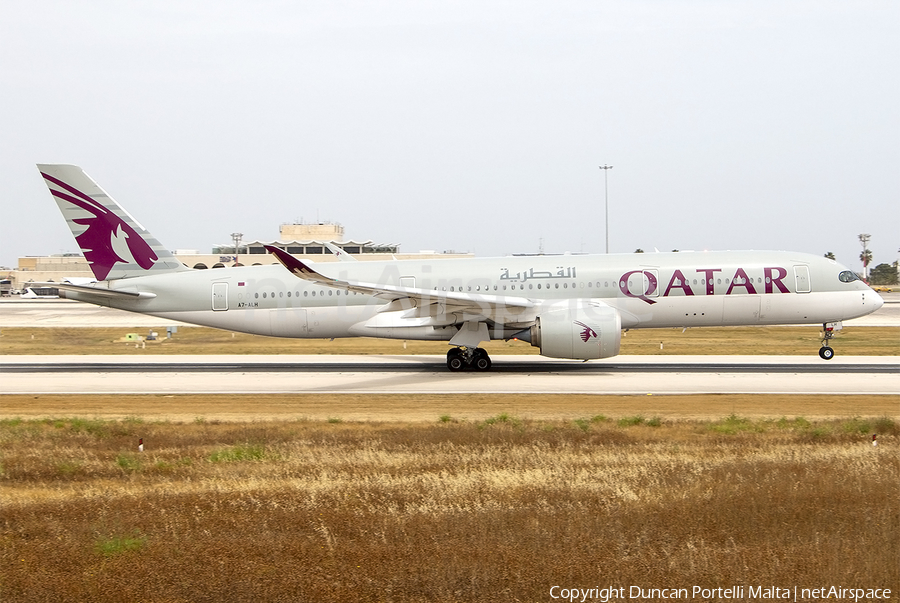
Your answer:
[265,245,535,324]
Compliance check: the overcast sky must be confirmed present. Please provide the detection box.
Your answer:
[2,1,897,272]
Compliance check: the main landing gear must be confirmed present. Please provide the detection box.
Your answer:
[818,322,840,360]
[447,347,492,372]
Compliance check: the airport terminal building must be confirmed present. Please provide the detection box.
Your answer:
[7,221,472,291]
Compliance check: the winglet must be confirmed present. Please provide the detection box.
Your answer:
[264,245,338,286]
[323,241,358,262]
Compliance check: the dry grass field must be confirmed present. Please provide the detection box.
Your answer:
[2,415,898,603]
[1,393,898,423]
[2,326,897,601]
[1,325,898,356]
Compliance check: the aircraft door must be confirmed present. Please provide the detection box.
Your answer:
[620,270,659,301]
[643,269,659,298]
[212,282,228,311]
[793,266,811,293]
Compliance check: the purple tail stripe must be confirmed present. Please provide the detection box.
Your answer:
[41,172,109,214]
[49,189,111,218]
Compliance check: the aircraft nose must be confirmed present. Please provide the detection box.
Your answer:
[870,290,884,311]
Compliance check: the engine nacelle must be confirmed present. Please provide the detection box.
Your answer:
[525,300,621,360]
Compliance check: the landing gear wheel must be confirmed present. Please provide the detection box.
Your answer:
[473,348,492,371]
[447,348,466,372]
[819,323,838,360]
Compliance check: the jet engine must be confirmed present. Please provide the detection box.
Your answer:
[521,300,621,360]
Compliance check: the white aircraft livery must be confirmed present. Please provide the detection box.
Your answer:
[37,164,884,371]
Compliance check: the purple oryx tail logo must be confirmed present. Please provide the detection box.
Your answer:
[574,320,597,343]
[41,171,158,280]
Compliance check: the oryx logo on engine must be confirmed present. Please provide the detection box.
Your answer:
[574,321,597,343]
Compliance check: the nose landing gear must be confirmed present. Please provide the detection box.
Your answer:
[818,322,842,360]
[447,346,492,372]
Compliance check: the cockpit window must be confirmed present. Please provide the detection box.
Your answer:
[838,270,860,283]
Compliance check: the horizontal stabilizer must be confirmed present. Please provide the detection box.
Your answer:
[37,281,157,300]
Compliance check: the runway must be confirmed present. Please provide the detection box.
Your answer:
[2,296,897,396]
[3,354,898,395]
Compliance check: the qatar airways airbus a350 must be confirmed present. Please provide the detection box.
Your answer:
[36,164,883,371]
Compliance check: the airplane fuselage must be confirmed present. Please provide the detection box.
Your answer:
[62,250,880,342]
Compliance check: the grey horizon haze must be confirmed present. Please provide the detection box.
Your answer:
[2,1,897,273]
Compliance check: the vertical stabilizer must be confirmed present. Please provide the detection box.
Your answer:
[37,164,188,281]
